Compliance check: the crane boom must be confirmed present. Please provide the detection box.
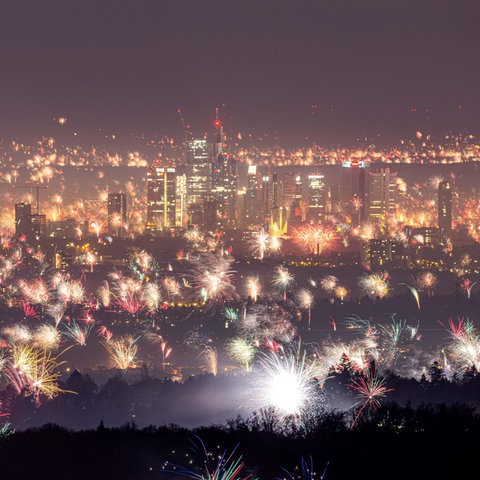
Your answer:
[177,108,191,146]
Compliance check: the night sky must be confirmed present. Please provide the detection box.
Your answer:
[1,0,479,145]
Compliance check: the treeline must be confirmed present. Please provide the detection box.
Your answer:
[0,401,478,480]
[2,359,480,432]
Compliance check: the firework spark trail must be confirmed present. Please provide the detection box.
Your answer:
[292,224,336,255]
[358,272,390,299]
[190,253,237,303]
[32,324,61,350]
[440,317,480,371]
[97,281,111,308]
[378,318,409,369]
[62,321,93,346]
[144,282,161,311]
[4,345,75,406]
[102,335,139,370]
[161,341,172,371]
[199,345,218,376]
[280,456,330,480]
[163,276,181,303]
[97,326,113,342]
[162,436,250,480]
[249,228,282,260]
[317,338,378,378]
[245,276,260,302]
[272,266,294,302]
[223,307,239,322]
[348,367,393,429]
[296,288,315,330]
[20,301,39,320]
[399,283,421,310]
[2,324,32,344]
[45,302,67,327]
[413,271,438,297]
[238,303,297,344]
[225,337,255,372]
[18,278,51,305]
[460,278,477,299]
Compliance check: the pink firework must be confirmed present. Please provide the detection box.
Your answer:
[348,369,393,429]
[97,326,113,342]
[460,278,477,299]
[20,301,39,320]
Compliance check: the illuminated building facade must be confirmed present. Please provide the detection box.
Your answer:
[146,166,176,232]
[187,139,211,205]
[438,179,453,235]
[212,153,237,227]
[367,168,396,220]
[307,174,326,223]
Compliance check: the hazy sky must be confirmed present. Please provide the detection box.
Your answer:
[1,0,479,146]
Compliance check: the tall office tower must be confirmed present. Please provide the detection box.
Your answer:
[211,153,237,227]
[146,166,176,232]
[213,110,224,159]
[245,165,259,226]
[15,202,32,236]
[388,171,398,216]
[107,193,127,236]
[438,179,453,235]
[367,168,396,220]
[175,173,188,228]
[280,172,299,224]
[187,139,211,205]
[290,173,304,225]
[261,173,270,226]
[307,174,326,223]
[270,171,280,225]
[341,159,369,223]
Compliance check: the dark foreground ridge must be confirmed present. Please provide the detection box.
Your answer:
[0,401,478,480]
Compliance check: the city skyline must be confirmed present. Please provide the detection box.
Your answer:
[2,2,480,476]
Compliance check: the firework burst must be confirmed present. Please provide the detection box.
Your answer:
[348,367,393,429]
[272,265,294,302]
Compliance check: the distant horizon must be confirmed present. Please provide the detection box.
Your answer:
[0,121,479,151]
[1,1,479,148]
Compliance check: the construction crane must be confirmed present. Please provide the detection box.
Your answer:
[177,108,191,146]
[13,183,49,214]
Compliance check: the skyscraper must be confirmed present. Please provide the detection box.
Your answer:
[261,173,270,227]
[307,174,326,223]
[367,168,396,220]
[438,179,453,235]
[107,193,127,236]
[175,173,188,228]
[211,153,237,227]
[290,173,304,225]
[187,139,211,206]
[245,165,259,226]
[146,166,176,232]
